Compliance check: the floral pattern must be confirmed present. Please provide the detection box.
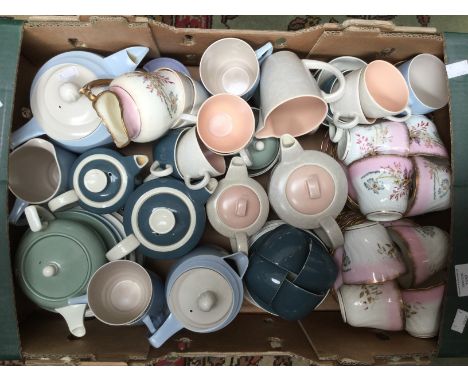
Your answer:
[358,284,383,310]
[404,301,425,319]
[355,126,392,158]
[376,242,400,260]
[423,160,450,201]
[408,120,444,149]
[361,161,411,201]
[415,226,436,238]
[342,252,351,272]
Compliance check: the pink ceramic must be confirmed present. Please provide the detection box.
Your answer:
[402,284,445,338]
[337,281,404,331]
[406,115,448,158]
[348,155,413,222]
[195,94,255,155]
[387,225,449,288]
[406,156,451,217]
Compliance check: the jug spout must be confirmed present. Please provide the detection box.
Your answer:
[103,46,149,76]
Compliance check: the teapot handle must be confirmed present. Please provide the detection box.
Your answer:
[48,190,80,213]
[315,216,344,250]
[80,79,113,101]
[229,232,249,255]
[25,205,55,232]
[223,251,249,278]
[147,313,184,348]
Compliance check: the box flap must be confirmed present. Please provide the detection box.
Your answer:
[0,17,23,361]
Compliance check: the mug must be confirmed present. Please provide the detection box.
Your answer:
[8,138,77,225]
[143,57,191,77]
[200,38,273,100]
[348,155,413,221]
[387,225,449,288]
[335,121,410,166]
[405,156,451,217]
[402,283,445,338]
[398,54,449,115]
[405,115,448,158]
[342,221,406,284]
[255,51,346,138]
[337,281,404,331]
[68,261,168,339]
[358,60,411,120]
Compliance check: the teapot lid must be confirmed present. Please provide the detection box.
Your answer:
[168,268,234,332]
[15,219,107,310]
[31,63,103,142]
[216,186,261,229]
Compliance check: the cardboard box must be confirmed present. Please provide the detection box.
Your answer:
[1,16,467,365]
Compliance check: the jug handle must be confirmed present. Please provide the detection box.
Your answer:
[106,234,141,261]
[48,190,80,213]
[229,232,249,255]
[316,216,344,250]
[255,42,274,65]
[79,79,113,102]
[55,304,87,338]
[8,198,29,226]
[223,251,249,278]
[302,60,346,104]
[385,106,412,122]
[25,205,55,232]
[147,313,184,349]
[10,117,45,150]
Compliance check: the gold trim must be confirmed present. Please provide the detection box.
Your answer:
[79,79,113,101]
[387,228,417,289]
[401,281,446,292]
[405,156,419,216]
[336,210,367,230]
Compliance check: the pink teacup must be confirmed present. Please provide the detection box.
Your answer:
[406,115,448,158]
[402,283,445,338]
[337,281,404,331]
[387,225,449,288]
[406,156,451,217]
[348,155,413,222]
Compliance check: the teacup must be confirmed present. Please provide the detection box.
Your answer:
[405,115,448,158]
[200,38,273,100]
[387,225,449,288]
[405,156,451,217]
[398,54,449,115]
[316,56,367,89]
[255,51,346,138]
[143,57,191,77]
[337,281,404,331]
[342,221,406,284]
[152,127,226,190]
[402,283,445,338]
[335,121,410,166]
[359,60,411,120]
[8,138,77,225]
[348,155,413,221]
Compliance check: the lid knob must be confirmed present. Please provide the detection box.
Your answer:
[306,175,321,199]
[58,82,81,103]
[83,169,108,193]
[149,208,176,234]
[254,140,265,151]
[235,198,248,217]
[42,263,60,278]
[197,291,217,312]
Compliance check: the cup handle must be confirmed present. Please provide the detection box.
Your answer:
[328,124,345,143]
[301,60,346,104]
[184,172,211,191]
[317,216,344,250]
[25,205,55,232]
[144,161,174,182]
[106,234,140,261]
[142,314,157,334]
[332,112,359,130]
[48,190,80,213]
[55,304,87,338]
[385,106,412,122]
[8,198,30,226]
[229,232,249,255]
[147,313,184,348]
[238,149,253,167]
[179,113,198,124]
[9,117,44,150]
[79,79,113,101]
[255,42,274,65]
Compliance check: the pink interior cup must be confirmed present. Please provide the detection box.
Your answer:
[197,133,226,174]
[110,86,141,139]
[197,94,255,154]
[365,61,409,113]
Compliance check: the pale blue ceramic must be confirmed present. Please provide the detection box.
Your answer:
[143,57,191,77]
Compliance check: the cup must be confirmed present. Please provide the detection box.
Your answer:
[316,56,367,89]
[335,121,410,166]
[143,57,191,77]
[200,38,273,100]
[387,225,449,288]
[152,127,226,190]
[68,261,168,338]
[172,77,210,129]
[402,283,445,338]
[342,221,406,284]
[348,155,413,221]
[255,51,346,138]
[359,60,411,120]
[398,54,449,115]
[406,156,451,217]
[337,281,404,331]
[406,115,448,158]
[8,138,77,225]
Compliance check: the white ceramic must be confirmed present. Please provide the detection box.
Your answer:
[337,281,404,331]
[268,135,347,249]
[255,51,346,138]
[335,121,410,166]
[206,157,269,253]
[348,155,413,222]
[200,38,273,100]
[316,56,367,88]
[405,115,448,158]
[402,284,445,338]
[342,221,406,284]
[173,77,209,128]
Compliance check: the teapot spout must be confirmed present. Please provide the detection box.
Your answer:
[126,154,149,176]
[104,46,149,76]
[279,134,303,163]
[191,178,218,204]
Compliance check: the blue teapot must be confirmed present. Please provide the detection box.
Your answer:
[10,47,149,153]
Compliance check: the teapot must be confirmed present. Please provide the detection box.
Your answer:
[268,135,347,249]
[10,47,149,153]
[47,148,148,214]
[147,246,248,348]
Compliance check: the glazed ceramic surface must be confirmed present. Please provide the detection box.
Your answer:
[317,56,367,88]
[406,115,448,158]
[143,57,191,77]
